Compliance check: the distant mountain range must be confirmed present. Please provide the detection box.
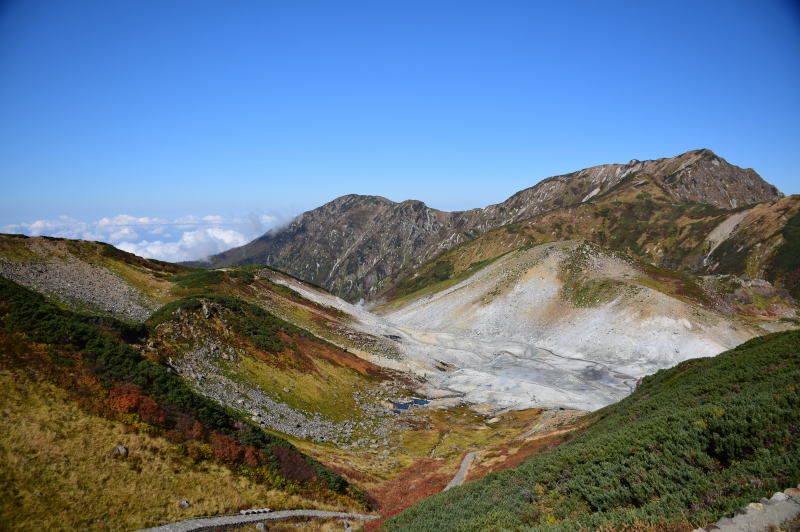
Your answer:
[202,149,787,302]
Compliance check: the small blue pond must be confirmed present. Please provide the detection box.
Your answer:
[390,398,430,412]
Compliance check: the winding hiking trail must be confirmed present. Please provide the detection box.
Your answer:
[516,408,554,439]
[443,450,481,491]
[136,509,379,532]
[443,409,557,492]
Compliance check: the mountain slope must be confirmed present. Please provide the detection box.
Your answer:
[0,236,575,525]
[381,330,800,531]
[0,277,367,530]
[206,149,781,302]
[382,192,800,305]
[374,240,796,410]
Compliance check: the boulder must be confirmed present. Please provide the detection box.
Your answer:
[745,502,764,512]
[178,500,191,509]
[113,445,128,457]
[769,491,789,503]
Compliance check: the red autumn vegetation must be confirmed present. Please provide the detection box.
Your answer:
[210,431,265,466]
[364,457,451,530]
[274,446,319,482]
[104,384,268,468]
[109,383,166,425]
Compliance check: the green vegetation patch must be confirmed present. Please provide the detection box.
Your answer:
[561,277,625,307]
[639,262,709,304]
[769,210,800,299]
[706,275,742,295]
[392,259,455,297]
[168,269,226,291]
[558,243,626,307]
[380,253,509,313]
[149,294,305,354]
[383,330,800,531]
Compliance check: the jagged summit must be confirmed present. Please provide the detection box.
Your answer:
[207,149,782,301]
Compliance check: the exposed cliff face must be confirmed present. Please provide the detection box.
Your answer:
[207,195,478,302]
[208,149,782,302]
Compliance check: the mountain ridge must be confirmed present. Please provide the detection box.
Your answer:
[205,149,782,301]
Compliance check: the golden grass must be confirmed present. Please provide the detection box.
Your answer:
[0,236,39,261]
[633,276,689,303]
[235,355,371,422]
[101,257,176,305]
[395,407,544,463]
[0,370,349,531]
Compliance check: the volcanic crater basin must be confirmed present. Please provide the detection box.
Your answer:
[271,241,761,412]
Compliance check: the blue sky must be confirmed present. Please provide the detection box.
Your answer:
[1,0,798,260]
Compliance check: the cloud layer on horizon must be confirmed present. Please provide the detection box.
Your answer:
[1,212,283,262]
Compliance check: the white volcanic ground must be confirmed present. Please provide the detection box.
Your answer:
[273,241,762,412]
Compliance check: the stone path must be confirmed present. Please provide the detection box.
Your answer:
[136,509,379,532]
[443,451,481,491]
[692,487,800,532]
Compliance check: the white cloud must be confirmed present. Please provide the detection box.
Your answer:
[118,227,249,262]
[109,227,139,241]
[1,211,286,262]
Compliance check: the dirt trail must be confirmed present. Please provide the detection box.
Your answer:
[136,509,379,532]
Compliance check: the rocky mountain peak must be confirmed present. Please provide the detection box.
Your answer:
[650,149,782,208]
[207,150,783,301]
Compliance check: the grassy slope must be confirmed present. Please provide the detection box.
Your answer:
[382,330,800,532]
[0,277,366,530]
[2,237,594,523]
[14,232,395,394]
[0,371,342,531]
[147,292,388,423]
[0,234,185,304]
[374,252,510,315]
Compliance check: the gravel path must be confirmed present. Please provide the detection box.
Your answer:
[516,409,554,439]
[443,451,481,491]
[136,509,379,532]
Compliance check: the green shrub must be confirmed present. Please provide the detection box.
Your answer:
[148,293,304,354]
[168,270,225,290]
[770,210,800,298]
